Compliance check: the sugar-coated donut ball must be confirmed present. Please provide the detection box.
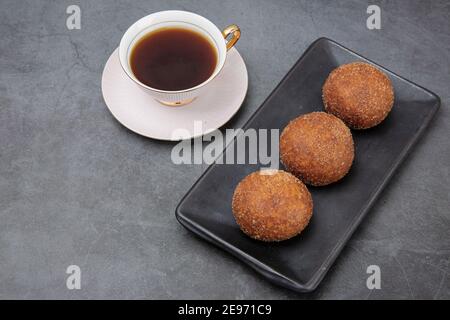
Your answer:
[232,170,313,242]
[322,62,394,129]
[280,112,354,186]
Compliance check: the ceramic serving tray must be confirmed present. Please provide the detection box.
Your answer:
[175,38,440,292]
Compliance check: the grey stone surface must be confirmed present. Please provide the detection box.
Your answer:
[0,0,449,299]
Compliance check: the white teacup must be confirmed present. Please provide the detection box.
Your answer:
[119,10,240,106]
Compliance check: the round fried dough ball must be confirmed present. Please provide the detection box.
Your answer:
[322,62,394,129]
[280,112,354,186]
[232,170,313,242]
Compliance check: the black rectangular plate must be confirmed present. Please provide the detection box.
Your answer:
[175,38,440,293]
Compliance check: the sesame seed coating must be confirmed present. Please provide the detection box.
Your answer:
[322,62,394,129]
[232,170,313,242]
[280,112,354,186]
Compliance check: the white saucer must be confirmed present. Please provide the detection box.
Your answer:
[101,48,248,141]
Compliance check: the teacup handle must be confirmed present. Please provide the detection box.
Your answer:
[222,24,241,51]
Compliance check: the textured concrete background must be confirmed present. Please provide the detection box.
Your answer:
[0,0,449,299]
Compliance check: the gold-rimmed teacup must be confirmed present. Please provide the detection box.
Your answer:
[119,10,240,106]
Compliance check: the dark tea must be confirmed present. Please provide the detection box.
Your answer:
[130,27,218,91]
